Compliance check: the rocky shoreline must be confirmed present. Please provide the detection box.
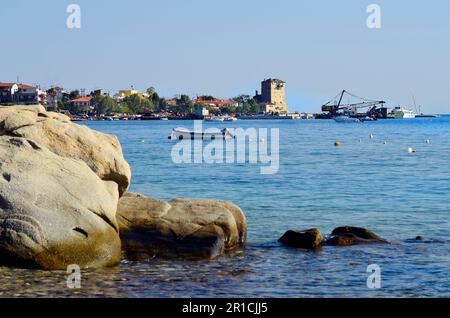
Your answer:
[0,106,421,270]
[0,106,247,269]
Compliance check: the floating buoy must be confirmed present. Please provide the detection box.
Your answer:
[335,141,341,147]
[408,147,416,153]
[369,134,374,139]
[140,139,145,143]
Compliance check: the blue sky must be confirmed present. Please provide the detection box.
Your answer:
[1,0,450,113]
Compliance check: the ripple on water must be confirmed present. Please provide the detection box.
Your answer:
[2,118,450,297]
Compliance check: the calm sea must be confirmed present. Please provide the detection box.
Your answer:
[1,117,449,297]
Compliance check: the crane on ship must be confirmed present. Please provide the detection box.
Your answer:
[321,90,386,118]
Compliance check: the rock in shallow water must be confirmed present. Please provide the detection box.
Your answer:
[326,226,388,246]
[117,193,247,260]
[0,106,130,269]
[278,229,324,249]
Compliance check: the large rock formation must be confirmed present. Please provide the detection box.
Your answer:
[117,193,247,260]
[0,105,131,196]
[0,106,130,269]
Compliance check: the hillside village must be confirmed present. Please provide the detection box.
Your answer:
[0,79,302,120]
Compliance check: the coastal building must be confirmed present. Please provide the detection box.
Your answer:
[114,89,139,101]
[16,84,39,105]
[254,78,289,114]
[70,96,93,112]
[91,89,109,97]
[193,98,239,108]
[38,89,48,107]
[46,86,69,109]
[195,106,209,117]
[165,98,177,106]
[0,83,41,105]
[0,83,19,104]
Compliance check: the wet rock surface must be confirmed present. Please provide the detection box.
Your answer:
[117,193,247,260]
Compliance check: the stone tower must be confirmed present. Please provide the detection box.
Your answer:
[255,78,289,114]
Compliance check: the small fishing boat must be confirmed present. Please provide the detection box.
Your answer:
[361,116,377,122]
[224,117,237,122]
[169,127,234,140]
[205,117,225,122]
[334,116,361,123]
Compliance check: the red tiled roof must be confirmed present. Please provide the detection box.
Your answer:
[165,98,177,105]
[194,99,237,106]
[18,84,36,90]
[0,83,17,88]
[71,96,93,103]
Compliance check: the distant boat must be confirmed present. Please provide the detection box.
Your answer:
[410,96,438,118]
[361,116,377,122]
[392,107,416,119]
[160,117,169,121]
[224,117,237,122]
[334,116,361,123]
[415,114,440,118]
[169,127,234,140]
[205,117,225,122]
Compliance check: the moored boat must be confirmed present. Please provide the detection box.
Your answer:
[391,107,416,119]
[334,116,361,123]
[169,127,234,140]
[205,116,225,122]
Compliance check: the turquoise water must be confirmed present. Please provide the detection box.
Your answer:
[1,117,449,297]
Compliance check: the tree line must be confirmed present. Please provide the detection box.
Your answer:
[57,90,261,115]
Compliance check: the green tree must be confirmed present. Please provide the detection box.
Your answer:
[172,94,192,113]
[236,98,260,114]
[141,98,155,112]
[69,90,81,100]
[248,99,260,114]
[57,99,70,110]
[182,95,192,106]
[198,95,215,101]
[92,95,116,115]
[123,94,156,114]
[114,103,131,114]
[123,94,143,113]
[233,95,251,104]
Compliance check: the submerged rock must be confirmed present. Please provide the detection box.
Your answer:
[278,229,324,249]
[0,106,129,269]
[117,193,247,260]
[326,226,388,246]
